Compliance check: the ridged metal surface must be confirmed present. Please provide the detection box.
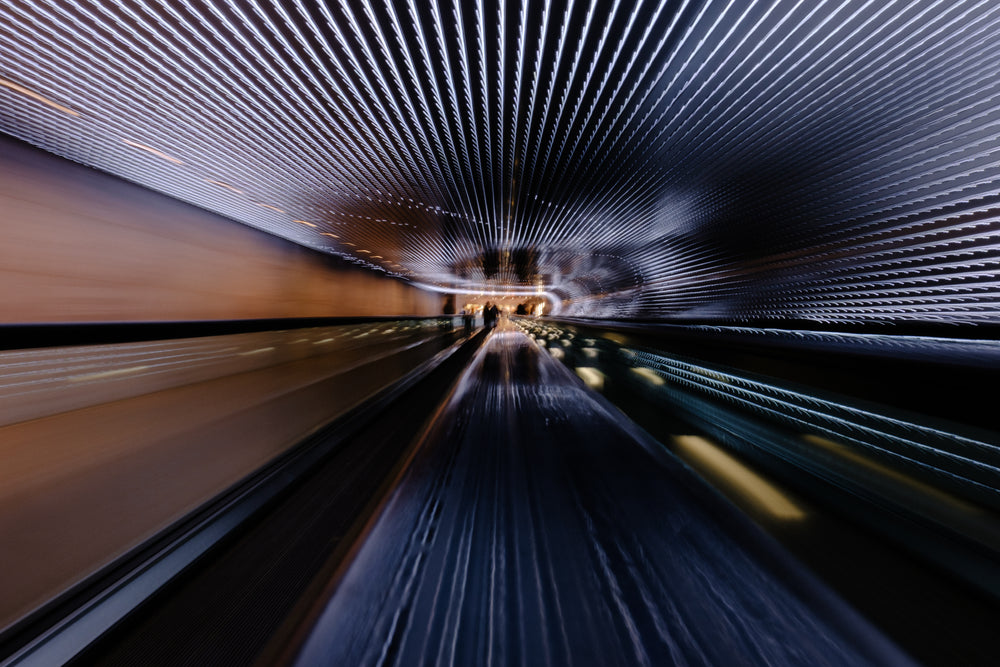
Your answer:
[1,1,999,323]
[294,330,910,666]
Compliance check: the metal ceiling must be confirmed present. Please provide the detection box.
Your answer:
[2,0,1000,323]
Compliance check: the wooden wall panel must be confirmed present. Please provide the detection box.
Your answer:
[0,138,441,323]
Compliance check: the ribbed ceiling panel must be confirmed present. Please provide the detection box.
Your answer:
[2,0,999,324]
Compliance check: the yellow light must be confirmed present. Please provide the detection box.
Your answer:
[672,436,806,521]
[122,139,183,165]
[575,367,605,390]
[0,77,80,116]
[631,367,665,385]
[801,435,981,514]
[357,249,370,253]
[205,178,244,194]
[321,233,339,238]
[256,202,285,213]
[294,220,317,227]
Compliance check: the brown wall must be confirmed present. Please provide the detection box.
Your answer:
[0,323,458,628]
[0,137,439,323]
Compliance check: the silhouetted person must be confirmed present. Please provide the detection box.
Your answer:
[489,303,500,328]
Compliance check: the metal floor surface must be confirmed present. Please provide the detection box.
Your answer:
[291,327,912,667]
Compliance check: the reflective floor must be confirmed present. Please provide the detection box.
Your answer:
[295,325,909,666]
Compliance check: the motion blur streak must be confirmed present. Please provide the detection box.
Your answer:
[672,435,807,521]
[1,1,999,319]
[294,329,906,666]
[0,0,999,664]
[801,434,985,516]
[517,318,1000,604]
[0,137,439,323]
[121,139,184,166]
[0,77,79,117]
[0,320,457,631]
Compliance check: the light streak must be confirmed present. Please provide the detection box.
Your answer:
[205,179,245,194]
[627,345,1000,505]
[122,139,184,165]
[238,347,275,356]
[574,366,605,390]
[673,435,807,521]
[0,1,997,322]
[68,365,151,382]
[0,75,79,116]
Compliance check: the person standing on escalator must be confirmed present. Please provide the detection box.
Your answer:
[483,302,494,329]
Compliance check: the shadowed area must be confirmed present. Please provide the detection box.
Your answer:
[294,326,908,666]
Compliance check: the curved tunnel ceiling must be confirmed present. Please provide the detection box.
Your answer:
[1,0,1000,324]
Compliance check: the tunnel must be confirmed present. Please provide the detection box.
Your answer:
[0,1,999,665]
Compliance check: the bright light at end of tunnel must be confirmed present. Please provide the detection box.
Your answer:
[672,435,806,521]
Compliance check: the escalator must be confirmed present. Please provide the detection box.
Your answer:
[3,318,1000,665]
